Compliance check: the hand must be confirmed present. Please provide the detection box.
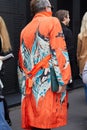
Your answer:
[0,56,5,60]
[57,85,66,93]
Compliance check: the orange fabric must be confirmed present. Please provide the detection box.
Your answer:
[21,90,68,129]
[19,11,71,129]
[19,53,51,94]
[19,12,71,85]
[19,50,51,76]
[25,78,32,95]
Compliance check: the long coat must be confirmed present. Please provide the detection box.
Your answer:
[77,34,87,74]
[18,11,71,129]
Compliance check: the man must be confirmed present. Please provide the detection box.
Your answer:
[55,10,79,89]
[18,1,71,130]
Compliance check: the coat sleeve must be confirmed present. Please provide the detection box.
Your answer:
[49,18,72,86]
[17,32,26,95]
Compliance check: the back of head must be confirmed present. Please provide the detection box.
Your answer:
[81,12,87,28]
[30,0,51,16]
[80,12,87,37]
[82,12,87,22]
[55,10,69,22]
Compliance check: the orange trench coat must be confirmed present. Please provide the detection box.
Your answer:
[18,11,71,129]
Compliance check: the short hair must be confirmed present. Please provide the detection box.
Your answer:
[30,0,51,16]
[55,10,69,22]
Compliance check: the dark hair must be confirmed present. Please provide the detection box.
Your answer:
[55,10,69,22]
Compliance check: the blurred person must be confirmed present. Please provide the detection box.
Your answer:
[18,0,71,130]
[77,12,87,103]
[55,10,79,89]
[0,16,12,130]
[77,12,87,76]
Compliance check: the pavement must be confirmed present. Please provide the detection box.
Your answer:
[8,86,87,130]
[53,87,87,130]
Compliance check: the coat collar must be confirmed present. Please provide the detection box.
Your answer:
[34,11,52,19]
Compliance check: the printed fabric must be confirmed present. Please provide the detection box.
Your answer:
[18,11,71,129]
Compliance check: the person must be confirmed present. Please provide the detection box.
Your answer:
[18,0,71,130]
[77,12,87,103]
[77,12,87,76]
[55,10,79,89]
[0,16,12,130]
